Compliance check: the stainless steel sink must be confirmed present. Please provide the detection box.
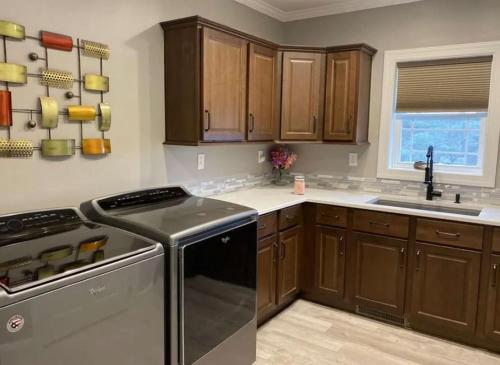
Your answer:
[371,199,482,216]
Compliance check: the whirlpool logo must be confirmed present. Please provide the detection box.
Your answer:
[89,285,107,296]
[6,314,24,333]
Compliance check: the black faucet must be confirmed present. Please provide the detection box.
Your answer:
[415,146,442,201]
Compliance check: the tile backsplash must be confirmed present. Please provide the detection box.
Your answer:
[183,171,500,206]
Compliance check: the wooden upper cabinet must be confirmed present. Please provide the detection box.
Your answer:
[202,28,248,142]
[281,52,325,141]
[324,45,376,144]
[248,44,278,141]
[409,242,481,337]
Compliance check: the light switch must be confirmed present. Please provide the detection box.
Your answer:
[349,153,358,167]
[197,153,205,170]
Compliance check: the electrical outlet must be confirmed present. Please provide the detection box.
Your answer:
[349,153,358,167]
[197,153,205,170]
[258,150,266,164]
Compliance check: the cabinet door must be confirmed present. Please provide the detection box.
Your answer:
[278,225,301,304]
[280,52,325,141]
[484,255,500,341]
[409,242,481,337]
[314,226,346,300]
[257,234,278,321]
[248,44,277,141]
[352,233,407,315]
[324,51,357,141]
[202,28,247,141]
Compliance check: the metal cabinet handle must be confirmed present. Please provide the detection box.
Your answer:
[286,215,295,221]
[313,116,317,133]
[249,113,255,133]
[339,235,345,256]
[321,213,339,220]
[258,224,266,231]
[493,264,498,288]
[204,110,211,132]
[369,221,390,228]
[347,114,352,133]
[280,241,286,260]
[272,242,278,263]
[400,247,405,268]
[435,230,461,239]
[416,249,421,271]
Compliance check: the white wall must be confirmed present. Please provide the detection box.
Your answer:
[283,0,500,181]
[0,0,283,214]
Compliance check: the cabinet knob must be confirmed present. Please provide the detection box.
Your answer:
[493,264,498,288]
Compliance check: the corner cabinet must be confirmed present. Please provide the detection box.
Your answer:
[280,51,325,141]
[161,16,376,145]
[323,45,376,144]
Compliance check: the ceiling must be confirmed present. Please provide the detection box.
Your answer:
[234,0,425,22]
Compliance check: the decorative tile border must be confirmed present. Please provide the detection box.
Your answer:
[182,171,500,206]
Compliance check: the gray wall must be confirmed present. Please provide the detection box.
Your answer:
[283,0,500,181]
[0,0,283,213]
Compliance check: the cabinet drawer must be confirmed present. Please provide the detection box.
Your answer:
[353,210,409,238]
[316,205,347,228]
[258,212,278,239]
[279,205,302,231]
[416,219,483,250]
[492,229,500,254]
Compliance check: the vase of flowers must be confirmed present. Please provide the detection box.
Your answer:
[270,146,297,186]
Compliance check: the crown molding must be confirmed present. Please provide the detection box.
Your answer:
[234,0,424,22]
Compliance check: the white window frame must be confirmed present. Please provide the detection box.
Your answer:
[377,41,500,188]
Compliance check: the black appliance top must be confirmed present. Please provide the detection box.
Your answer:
[0,208,156,293]
[80,186,257,244]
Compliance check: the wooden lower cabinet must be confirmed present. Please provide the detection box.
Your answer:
[314,226,346,301]
[352,232,407,316]
[278,225,301,304]
[257,234,278,320]
[483,254,500,342]
[409,242,481,338]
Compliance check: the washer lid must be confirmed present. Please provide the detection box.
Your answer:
[83,187,256,243]
[0,208,156,293]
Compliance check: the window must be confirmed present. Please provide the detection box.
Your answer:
[377,42,500,187]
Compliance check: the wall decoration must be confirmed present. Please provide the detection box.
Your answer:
[81,39,110,60]
[0,20,112,159]
[82,138,111,155]
[68,105,96,121]
[40,31,73,51]
[40,68,74,89]
[39,96,58,128]
[41,139,76,157]
[98,103,111,131]
[0,20,25,40]
[0,139,34,157]
[84,74,109,92]
[0,90,12,126]
[0,63,27,84]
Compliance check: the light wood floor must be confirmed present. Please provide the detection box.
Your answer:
[256,300,500,365]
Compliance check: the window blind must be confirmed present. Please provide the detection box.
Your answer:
[396,56,493,112]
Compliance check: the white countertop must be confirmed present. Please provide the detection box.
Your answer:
[212,186,500,226]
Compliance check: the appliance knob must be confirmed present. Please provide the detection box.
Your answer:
[7,219,24,232]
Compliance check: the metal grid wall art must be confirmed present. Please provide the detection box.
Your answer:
[0,20,112,158]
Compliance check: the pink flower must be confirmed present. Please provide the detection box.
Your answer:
[270,146,297,170]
